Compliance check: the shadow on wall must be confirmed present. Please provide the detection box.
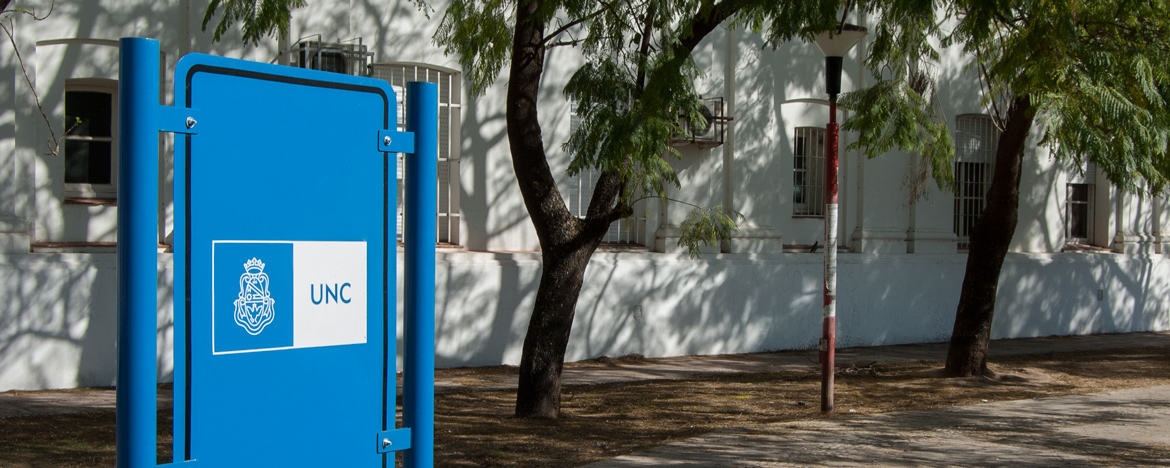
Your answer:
[456,85,532,251]
[996,253,1170,338]
[573,254,824,359]
[457,44,587,251]
[428,254,541,368]
[574,254,967,358]
[0,255,174,391]
[2,251,1167,390]
[732,31,811,226]
[421,252,1169,370]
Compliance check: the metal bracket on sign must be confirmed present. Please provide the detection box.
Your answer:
[379,129,415,154]
[159,106,201,134]
[377,428,412,453]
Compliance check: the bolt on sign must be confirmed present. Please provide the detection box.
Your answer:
[115,38,436,468]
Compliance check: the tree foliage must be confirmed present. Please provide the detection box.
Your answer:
[433,0,847,417]
[679,205,742,257]
[851,0,1170,195]
[839,0,955,195]
[846,0,1170,376]
[436,0,841,221]
[203,0,307,46]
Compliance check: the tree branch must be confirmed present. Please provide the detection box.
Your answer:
[629,195,707,210]
[2,10,65,157]
[546,39,585,48]
[541,2,616,46]
[633,2,657,94]
[837,0,854,33]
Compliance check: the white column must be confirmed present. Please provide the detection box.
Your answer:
[0,29,32,252]
[906,175,959,253]
[1112,184,1160,254]
[721,26,735,254]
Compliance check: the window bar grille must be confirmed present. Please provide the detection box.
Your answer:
[953,115,998,249]
[793,127,826,217]
[369,63,462,246]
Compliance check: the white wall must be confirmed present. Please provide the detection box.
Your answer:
[0,253,173,391]
[3,250,1166,391]
[432,251,1170,368]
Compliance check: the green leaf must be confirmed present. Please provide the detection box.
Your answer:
[678,205,743,258]
[202,0,307,46]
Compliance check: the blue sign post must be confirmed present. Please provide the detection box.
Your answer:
[116,37,436,468]
[116,36,162,468]
[404,81,437,468]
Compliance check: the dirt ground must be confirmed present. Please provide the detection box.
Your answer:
[1,346,1168,468]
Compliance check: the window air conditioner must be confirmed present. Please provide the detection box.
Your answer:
[671,97,729,149]
[290,39,373,76]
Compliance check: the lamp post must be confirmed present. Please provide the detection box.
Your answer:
[812,23,866,414]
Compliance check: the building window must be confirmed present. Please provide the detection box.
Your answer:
[1066,184,1093,244]
[953,114,998,249]
[793,127,825,217]
[369,63,462,246]
[63,80,117,198]
[564,100,635,243]
[1065,162,1096,246]
[290,40,371,76]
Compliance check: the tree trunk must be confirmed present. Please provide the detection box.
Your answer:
[514,241,602,418]
[504,0,741,418]
[506,0,614,418]
[944,96,1035,377]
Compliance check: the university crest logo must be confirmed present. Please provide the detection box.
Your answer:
[234,257,276,335]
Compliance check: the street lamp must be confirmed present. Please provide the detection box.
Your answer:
[812,23,866,414]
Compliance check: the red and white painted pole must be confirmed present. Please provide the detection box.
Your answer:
[813,24,865,414]
[822,95,839,413]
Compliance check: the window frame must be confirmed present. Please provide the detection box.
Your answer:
[953,114,998,249]
[1064,161,1097,246]
[62,78,119,200]
[1065,183,1094,245]
[792,126,826,217]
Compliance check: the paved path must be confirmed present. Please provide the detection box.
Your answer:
[436,331,1170,393]
[2,331,1169,420]
[580,385,1170,467]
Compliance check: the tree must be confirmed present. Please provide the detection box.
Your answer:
[203,0,854,418]
[845,0,1170,376]
[433,0,846,418]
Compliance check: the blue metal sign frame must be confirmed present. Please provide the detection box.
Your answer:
[116,37,436,468]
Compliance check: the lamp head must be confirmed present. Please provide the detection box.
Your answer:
[812,23,867,99]
[812,23,868,58]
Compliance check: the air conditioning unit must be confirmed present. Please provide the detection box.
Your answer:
[289,39,373,76]
[671,97,729,149]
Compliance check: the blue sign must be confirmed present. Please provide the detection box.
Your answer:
[116,38,434,468]
[170,53,411,468]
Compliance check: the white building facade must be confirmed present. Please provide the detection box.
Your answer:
[1,0,1167,391]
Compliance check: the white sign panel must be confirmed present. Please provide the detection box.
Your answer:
[212,240,368,354]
